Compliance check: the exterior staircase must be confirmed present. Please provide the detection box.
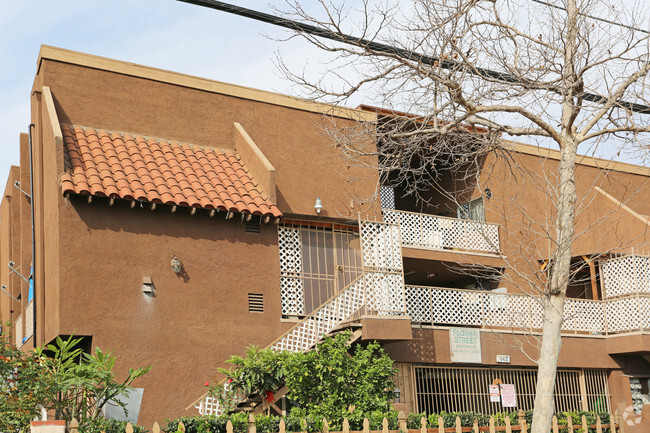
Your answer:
[193,220,404,415]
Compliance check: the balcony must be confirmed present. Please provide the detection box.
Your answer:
[405,285,650,335]
[383,209,500,254]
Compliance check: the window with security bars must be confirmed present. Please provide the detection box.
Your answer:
[457,197,485,222]
[414,366,610,414]
[278,222,363,317]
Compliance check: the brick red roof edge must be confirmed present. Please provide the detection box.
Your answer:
[59,124,282,219]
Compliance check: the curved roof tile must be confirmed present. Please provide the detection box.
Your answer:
[59,124,282,219]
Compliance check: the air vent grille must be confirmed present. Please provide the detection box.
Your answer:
[248,293,264,313]
[245,221,261,233]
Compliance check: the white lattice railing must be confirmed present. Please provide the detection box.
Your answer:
[383,209,500,253]
[601,255,650,299]
[405,285,649,335]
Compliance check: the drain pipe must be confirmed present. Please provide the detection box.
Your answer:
[28,123,36,347]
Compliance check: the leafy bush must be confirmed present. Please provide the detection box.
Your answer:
[79,419,147,433]
[164,410,615,433]
[0,332,150,433]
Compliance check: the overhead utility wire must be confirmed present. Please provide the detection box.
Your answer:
[177,0,650,114]
[531,0,650,35]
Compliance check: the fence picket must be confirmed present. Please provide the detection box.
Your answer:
[596,415,602,433]
[552,415,558,433]
[228,420,234,433]
[438,416,444,433]
[398,411,407,433]
[152,422,160,433]
[581,415,588,432]
[505,415,511,433]
[342,418,350,433]
[420,416,427,433]
[69,419,79,433]
[567,415,573,433]
[455,416,461,433]
[363,418,370,433]
[473,418,479,433]
[178,422,185,433]
[382,417,388,433]
[323,419,329,433]
[488,416,495,433]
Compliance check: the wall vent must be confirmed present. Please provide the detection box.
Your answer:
[248,293,264,312]
[245,222,261,234]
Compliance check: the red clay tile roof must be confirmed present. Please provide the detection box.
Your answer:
[59,124,282,218]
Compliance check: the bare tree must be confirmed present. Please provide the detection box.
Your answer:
[273,0,650,431]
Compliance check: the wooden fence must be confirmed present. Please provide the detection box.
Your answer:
[68,410,623,433]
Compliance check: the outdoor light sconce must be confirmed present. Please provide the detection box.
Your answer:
[484,188,492,199]
[171,256,182,274]
[314,197,323,214]
[142,276,155,296]
[393,387,401,403]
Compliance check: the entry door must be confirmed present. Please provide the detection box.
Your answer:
[300,225,362,315]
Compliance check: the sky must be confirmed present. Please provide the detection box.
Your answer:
[0,0,649,189]
[0,0,319,189]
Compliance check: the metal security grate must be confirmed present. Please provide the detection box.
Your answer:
[414,365,610,414]
[248,293,264,312]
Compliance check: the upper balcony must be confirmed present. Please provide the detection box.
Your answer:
[383,209,501,254]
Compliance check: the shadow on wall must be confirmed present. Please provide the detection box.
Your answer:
[65,194,277,247]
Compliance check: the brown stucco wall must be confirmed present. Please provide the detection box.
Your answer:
[54,197,291,423]
[36,57,380,220]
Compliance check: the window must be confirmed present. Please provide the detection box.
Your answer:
[457,197,485,222]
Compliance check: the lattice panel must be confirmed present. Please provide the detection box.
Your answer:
[379,186,395,209]
[196,395,221,415]
[428,288,483,326]
[360,221,402,271]
[278,226,302,272]
[640,296,650,329]
[365,272,404,315]
[15,314,22,348]
[601,255,650,299]
[604,297,641,333]
[280,277,305,316]
[271,278,365,353]
[562,299,604,333]
[382,210,499,253]
[405,286,432,323]
[24,301,33,340]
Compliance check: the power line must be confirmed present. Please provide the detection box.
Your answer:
[531,0,650,35]
[177,0,650,115]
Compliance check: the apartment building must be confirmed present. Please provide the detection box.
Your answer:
[1,46,648,431]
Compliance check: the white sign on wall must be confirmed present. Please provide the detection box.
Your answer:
[500,384,517,407]
[489,384,501,403]
[449,327,482,363]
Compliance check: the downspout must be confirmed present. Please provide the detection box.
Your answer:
[28,123,36,347]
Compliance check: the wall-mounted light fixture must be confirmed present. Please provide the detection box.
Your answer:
[1,285,20,302]
[314,197,323,214]
[393,387,401,403]
[171,256,182,274]
[142,276,155,296]
[484,188,492,199]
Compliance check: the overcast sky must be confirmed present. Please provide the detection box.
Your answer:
[1,1,649,190]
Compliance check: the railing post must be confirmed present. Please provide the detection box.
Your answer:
[518,411,527,433]
[398,412,407,433]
